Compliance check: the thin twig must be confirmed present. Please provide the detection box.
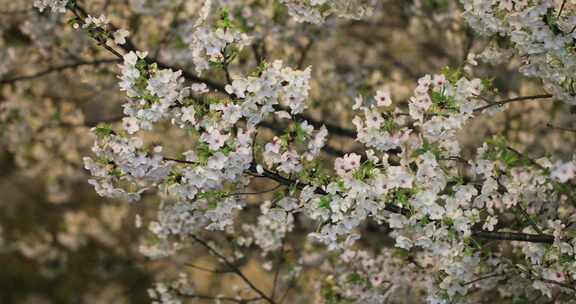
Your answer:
[0,9,32,15]
[175,290,262,303]
[191,235,276,303]
[506,146,545,170]
[471,230,554,244]
[473,94,553,113]
[271,239,285,300]
[463,273,505,286]
[278,274,297,304]
[227,184,283,197]
[546,123,576,133]
[157,156,562,245]
[515,266,576,292]
[558,0,567,19]
[297,39,314,70]
[184,263,234,273]
[516,204,544,235]
[0,59,118,85]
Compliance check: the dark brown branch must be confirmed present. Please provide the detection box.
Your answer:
[157,156,561,245]
[546,123,576,133]
[271,239,285,300]
[226,184,283,197]
[67,3,224,90]
[473,94,554,113]
[463,273,505,286]
[173,289,262,303]
[0,59,119,85]
[184,263,234,274]
[558,0,568,18]
[248,164,327,196]
[190,235,276,304]
[471,231,554,244]
[297,39,314,70]
[0,9,32,15]
[251,40,266,66]
[250,165,556,244]
[506,146,545,170]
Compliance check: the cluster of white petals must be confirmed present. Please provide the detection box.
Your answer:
[118,51,191,132]
[462,0,576,104]
[33,0,68,13]
[225,60,312,122]
[187,26,251,75]
[279,0,377,24]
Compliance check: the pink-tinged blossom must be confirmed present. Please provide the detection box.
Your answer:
[201,127,229,151]
[335,153,362,177]
[375,87,392,107]
[550,160,576,183]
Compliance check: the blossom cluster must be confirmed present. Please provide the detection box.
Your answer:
[279,0,377,24]
[85,49,319,257]
[118,51,191,133]
[33,0,68,13]
[187,26,251,75]
[462,0,576,104]
[320,249,429,302]
[241,198,297,253]
[224,60,312,121]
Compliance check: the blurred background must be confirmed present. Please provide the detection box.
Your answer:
[1,0,575,303]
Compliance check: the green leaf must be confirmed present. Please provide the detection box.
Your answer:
[346,272,364,284]
[543,8,562,35]
[94,123,115,137]
[441,66,462,85]
[216,7,232,30]
[319,196,331,209]
[196,142,213,165]
[65,0,77,9]
[352,161,375,180]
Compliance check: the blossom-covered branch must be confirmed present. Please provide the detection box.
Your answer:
[20,1,576,303]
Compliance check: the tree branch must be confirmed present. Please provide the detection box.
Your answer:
[174,290,262,303]
[184,262,235,274]
[159,156,559,245]
[246,163,556,244]
[471,231,554,244]
[546,122,576,133]
[190,234,276,304]
[473,94,554,113]
[463,273,505,286]
[271,239,285,301]
[0,59,119,85]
